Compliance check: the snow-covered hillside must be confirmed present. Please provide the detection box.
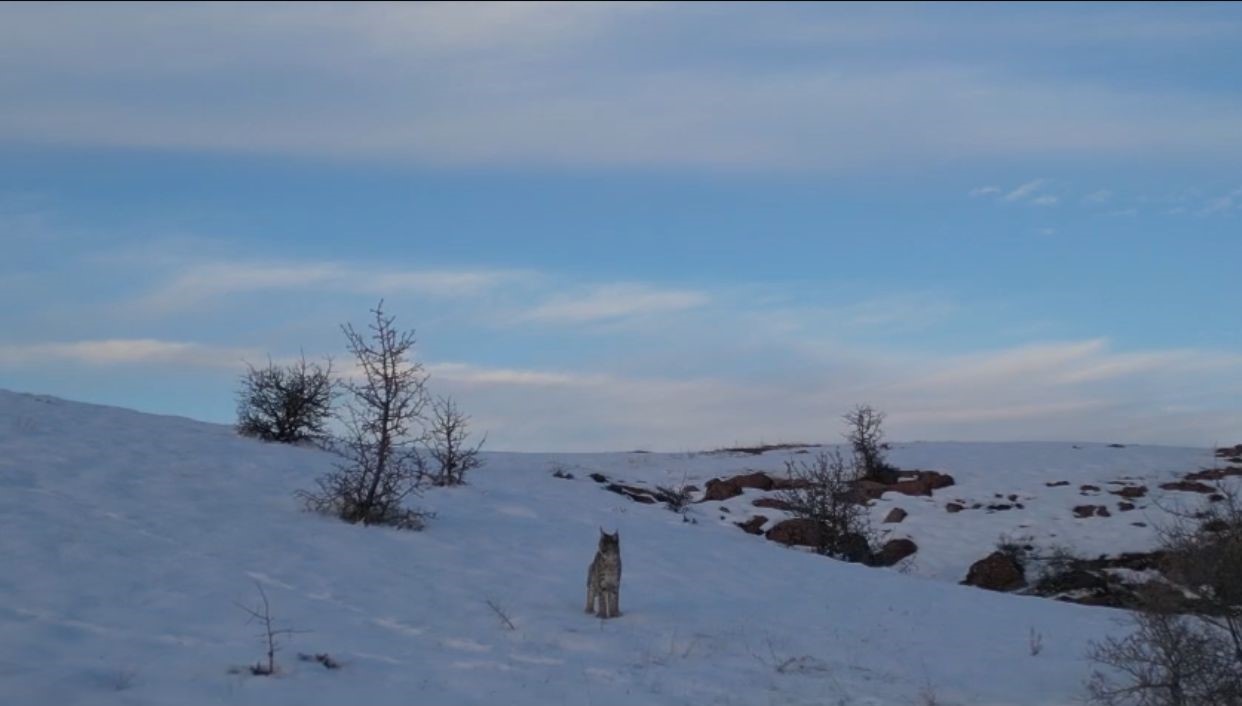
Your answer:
[0,389,1226,705]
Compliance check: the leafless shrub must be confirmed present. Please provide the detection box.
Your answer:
[842,404,894,482]
[427,395,485,487]
[235,582,303,676]
[779,448,876,563]
[1087,606,1239,706]
[1086,484,1242,705]
[298,302,430,529]
[485,598,517,631]
[236,354,336,443]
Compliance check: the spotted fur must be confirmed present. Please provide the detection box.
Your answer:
[585,529,622,619]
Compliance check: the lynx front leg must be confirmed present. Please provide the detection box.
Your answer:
[585,582,596,614]
[610,586,621,618]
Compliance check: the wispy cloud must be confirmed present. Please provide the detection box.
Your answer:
[424,338,1242,450]
[1083,189,1113,204]
[969,186,1001,197]
[1199,186,1242,215]
[1003,179,1047,202]
[1031,195,1058,206]
[520,284,710,325]
[0,339,254,369]
[132,260,534,313]
[2,5,1241,170]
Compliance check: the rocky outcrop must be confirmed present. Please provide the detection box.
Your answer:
[962,552,1026,592]
[872,538,917,567]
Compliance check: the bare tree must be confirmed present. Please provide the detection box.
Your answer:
[778,448,875,563]
[1087,607,1235,706]
[1087,485,1242,705]
[427,395,485,487]
[843,404,893,482]
[235,582,302,676]
[299,301,430,529]
[236,354,335,443]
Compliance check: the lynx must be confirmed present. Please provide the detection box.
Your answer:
[585,529,622,619]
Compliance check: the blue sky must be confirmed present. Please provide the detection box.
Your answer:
[2,2,1240,450]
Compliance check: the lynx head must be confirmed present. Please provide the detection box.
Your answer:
[598,527,620,554]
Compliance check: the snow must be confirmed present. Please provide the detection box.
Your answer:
[0,389,1227,705]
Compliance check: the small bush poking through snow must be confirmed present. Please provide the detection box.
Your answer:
[1086,485,1242,706]
[427,395,485,487]
[236,355,336,444]
[843,404,896,483]
[779,448,877,562]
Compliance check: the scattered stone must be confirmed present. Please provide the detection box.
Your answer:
[986,504,1013,512]
[752,497,795,511]
[1008,494,1019,502]
[1214,444,1242,458]
[883,507,908,524]
[551,469,575,479]
[765,518,826,547]
[1186,467,1242,482]
[735,515,768,535]
[1160,480,1216,494]
[1080,485,1101,493]
[1045,481,1070,487]
[1108,444,1126,448]
[1110,485,1148,499]
[1118,502,1136,512]
[946,502,964,513]
[589,472,608,483]
[872,538,918,567]
[962,552,1026,592]
[606,483,658,504]
[1073,505,1111,518]
[701,471,779,501]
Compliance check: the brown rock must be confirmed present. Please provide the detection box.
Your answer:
[752,497,795,511]
[1111,486,1148,499]
[605,483,657,503]
[735,515,768,535]
[1215,444,1242,458]
[702,471,779,501]
[889,470,956,497]
[872,538,918,567]
[1186,467,1242,481]
[770,476,812,491]
[762,520,873,564]
[702,478,742,502]
[765,518,827,547]
[1160,480,1216,494]
[962,552,1026,592]
[883,507,908,524]
[946,502,964,513]
[852,479,889,502]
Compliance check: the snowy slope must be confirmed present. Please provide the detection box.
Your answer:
[0,389,1221,705]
